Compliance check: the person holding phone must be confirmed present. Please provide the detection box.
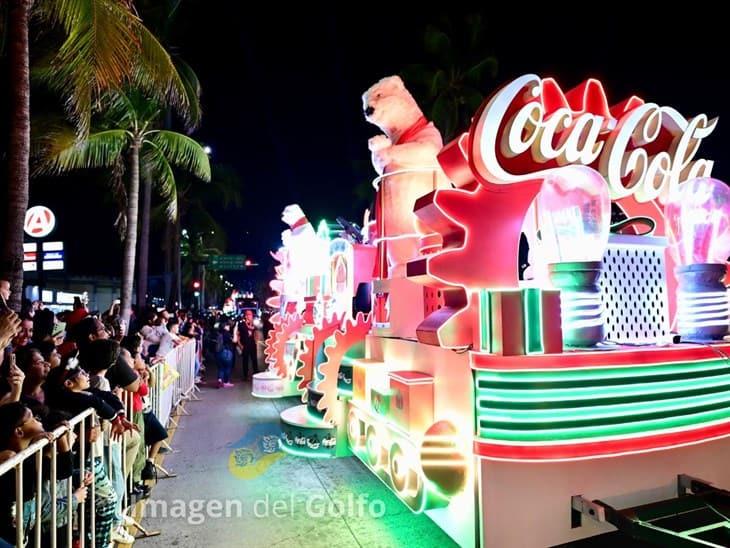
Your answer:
[0,355,25,406]
[0,279,22,372]
[0,280,10,308]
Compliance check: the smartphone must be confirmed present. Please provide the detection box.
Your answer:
[0,292,9,313]
[1,352,14,378]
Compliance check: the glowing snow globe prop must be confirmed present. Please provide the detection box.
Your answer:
[537,165,611,347]
[665,177,730,341]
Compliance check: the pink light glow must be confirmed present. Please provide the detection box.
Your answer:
[665,177,730,265]
[536,165,611,263]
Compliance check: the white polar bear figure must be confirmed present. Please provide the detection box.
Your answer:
[279,204,328,309]
[363,75,451,277]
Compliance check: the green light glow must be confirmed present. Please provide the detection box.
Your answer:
[479,289,490,352]
[350,444,429,514]
[317,219,330,240]
[475,359,727,385]
[480,389,730,424]
[424,477,462,502]
[478,406,730,442]
[305,405,328,424]
[474,359,730,444]
[523,288,544,354]
[476,371,730,404]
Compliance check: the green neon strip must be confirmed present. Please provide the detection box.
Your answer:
[476,371,730,404]
[477,366,730,391]
[478,384,730,411]
[479,389,730,424]
[679,523,729,538]
[479,289,490,352]
[475,359,728,385]
[480,398,730,431]
[524,288,544,354]
[305,405,327,423]
[478,406,730,442]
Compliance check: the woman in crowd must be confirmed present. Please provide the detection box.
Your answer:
[215,319,236,388]
[121,334,169,482]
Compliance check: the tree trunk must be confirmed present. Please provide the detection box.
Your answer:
[1,0,32,312]
[121,141,141,326]
[136,173,152,309]
[163,220,173,306]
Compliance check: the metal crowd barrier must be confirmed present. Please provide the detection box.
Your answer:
[0,339,199,547]
[0,408,95,548]
[148,339,200,429]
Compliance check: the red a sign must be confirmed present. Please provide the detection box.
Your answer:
[24,206,56,238]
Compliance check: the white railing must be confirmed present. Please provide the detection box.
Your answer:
[149,338,198,427]
[0,408,96,548]
[0,339,198,547]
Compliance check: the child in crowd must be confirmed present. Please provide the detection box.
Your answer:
[121,335,169,481]
[0,402,74,545]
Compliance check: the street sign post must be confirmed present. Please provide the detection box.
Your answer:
[208,255,251,271]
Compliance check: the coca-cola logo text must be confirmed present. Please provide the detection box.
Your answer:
[470,74,717,203]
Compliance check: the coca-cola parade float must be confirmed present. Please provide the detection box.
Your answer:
[253,204,376,458]
[261,73,730,547]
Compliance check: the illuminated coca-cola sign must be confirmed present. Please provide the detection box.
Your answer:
[466,74,717,203]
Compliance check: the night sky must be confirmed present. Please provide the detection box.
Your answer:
[21,5,730,296]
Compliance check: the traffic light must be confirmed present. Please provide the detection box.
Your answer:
[244,259,252,267]
[192,280,201,289]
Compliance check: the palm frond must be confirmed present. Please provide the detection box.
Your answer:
[186,206,228,252]
[38,0,142,134]
[424,25,453,69]
[30,51,57,84]
[172,57,202,130]
[464,57,498,88]
[101,90,140,129]
[147,131,211,182]
[208,164,243,209]
[31,114,72,167]
[142,141,178,220]
[132,23,193,129]
[101,88,162,130]
[36,128,130,175]
[37,1,195,134]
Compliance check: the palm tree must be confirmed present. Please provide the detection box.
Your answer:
[1,0,195,311]
[2,0,32,311]
[136,59,201,310]
[131,0,202,310]
[180,228,222,309]
[161,164,242,306]
[401,14,498,142]
[37,90,211,324]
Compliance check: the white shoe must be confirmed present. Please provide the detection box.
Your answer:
[111,525,135,544]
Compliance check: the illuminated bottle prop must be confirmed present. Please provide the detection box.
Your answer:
[537,166,611,347]
[665,178,730,341]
